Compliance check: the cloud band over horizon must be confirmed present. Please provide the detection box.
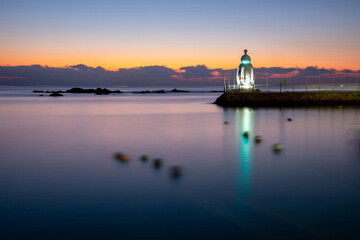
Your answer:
[0,64,359,87]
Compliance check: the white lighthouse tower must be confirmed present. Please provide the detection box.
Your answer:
[236,49,255,89]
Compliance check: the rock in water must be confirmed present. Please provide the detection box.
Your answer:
[170,89,189,93]
[66,87,123,94]
[140,155,149,162]
[114,152,130,162]
[170,166,183,179]
[255,136,263,143]
[273,144,284,153]
[153,158,163,168]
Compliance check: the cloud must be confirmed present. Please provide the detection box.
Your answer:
[256,67,297,74]
[0,64,358,86]
[297,66,335,75]
[69,64,92,71]
[179,65,214,78]
[115,66,178,86]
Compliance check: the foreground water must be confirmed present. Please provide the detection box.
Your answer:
[0,87,360,240]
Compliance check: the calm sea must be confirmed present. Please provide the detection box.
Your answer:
[1,86,360,240]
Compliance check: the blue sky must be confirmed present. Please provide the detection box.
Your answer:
[0,0,359,70]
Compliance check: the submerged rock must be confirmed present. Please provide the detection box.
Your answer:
[273,144,284,153]
[153,158,163,168]
[114,152,130,162]
[255,136,263,143]
[170,166,183,179]
[140,155,149,162]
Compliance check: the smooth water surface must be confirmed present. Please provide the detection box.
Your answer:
[1,87,360,239]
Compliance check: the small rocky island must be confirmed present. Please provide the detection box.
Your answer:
[34,88,123,95]
[215,91,360,107]
[66,87,123,94]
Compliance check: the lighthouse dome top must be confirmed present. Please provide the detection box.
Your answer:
[241,49,251,64]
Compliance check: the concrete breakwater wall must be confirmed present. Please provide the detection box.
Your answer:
[214,91,360,107]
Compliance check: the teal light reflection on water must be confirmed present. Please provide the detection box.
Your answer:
[236,108,254,198]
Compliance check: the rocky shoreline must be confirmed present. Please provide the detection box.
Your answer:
[214,91,360,107]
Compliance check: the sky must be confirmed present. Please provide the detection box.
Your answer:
[0,0,359,72]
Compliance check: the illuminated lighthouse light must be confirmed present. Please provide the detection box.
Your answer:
[236,49,255,89]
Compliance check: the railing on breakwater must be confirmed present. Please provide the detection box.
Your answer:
[224,71,360,93]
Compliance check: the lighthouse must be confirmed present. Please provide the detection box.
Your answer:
[236,49,254,89]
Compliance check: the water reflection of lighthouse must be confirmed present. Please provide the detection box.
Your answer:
[235,108,254,197]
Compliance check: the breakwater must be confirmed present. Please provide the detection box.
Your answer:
[215,91,360,107]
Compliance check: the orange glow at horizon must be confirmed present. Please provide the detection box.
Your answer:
[0,47,359,71]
